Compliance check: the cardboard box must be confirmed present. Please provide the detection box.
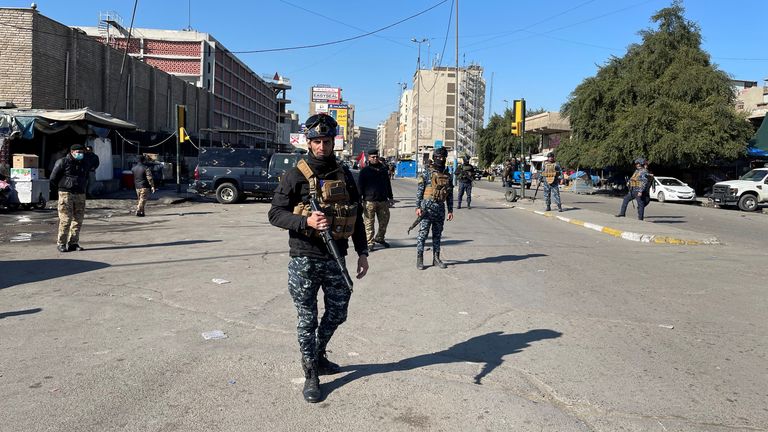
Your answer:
[10,167,44,180]
[12,154,39,168]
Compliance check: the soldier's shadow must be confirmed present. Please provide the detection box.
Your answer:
[324,329,562,396]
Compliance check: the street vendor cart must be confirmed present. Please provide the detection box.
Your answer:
[9,178,49,209]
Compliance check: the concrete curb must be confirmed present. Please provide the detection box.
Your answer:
[513,205,721,246]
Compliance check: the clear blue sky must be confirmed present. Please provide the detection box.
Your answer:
[7,0,767,128]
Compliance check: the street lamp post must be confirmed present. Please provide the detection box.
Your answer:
[411,37,428,174]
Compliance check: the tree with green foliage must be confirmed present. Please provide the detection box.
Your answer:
[558,1,753,169]
[476,107,543,167]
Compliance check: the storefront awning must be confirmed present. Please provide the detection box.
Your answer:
[1,108,136,139]
[748,112,768,155]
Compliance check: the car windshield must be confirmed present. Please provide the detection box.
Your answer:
[659,178,684,186]
[739,170,768,181]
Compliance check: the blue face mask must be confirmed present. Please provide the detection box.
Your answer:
[73,153,84,160]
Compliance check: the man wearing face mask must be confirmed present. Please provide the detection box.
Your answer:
[50,144,89,252]
[415,146,454,270]
[268,113,369,403]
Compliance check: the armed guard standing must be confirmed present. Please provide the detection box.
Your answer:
[132,155,156,217]
[268,113,369,403]
[456,154,476,209]
[616,157,649,220]
[357,148,393,250]
[540,152,563,212]
[415,147,454,270]
[50,144,89,252]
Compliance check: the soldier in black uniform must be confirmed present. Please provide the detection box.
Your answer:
[616,157,650,220]
[268,113,369,403]
[456,154,476,209]
[415,147,454,270]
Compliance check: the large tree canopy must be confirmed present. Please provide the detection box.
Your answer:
[558,1,753,169]
[476,107,543,167]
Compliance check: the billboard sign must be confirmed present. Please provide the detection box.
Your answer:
[314,103,329,114]
[290,133,307,150]
[312,87,341,102]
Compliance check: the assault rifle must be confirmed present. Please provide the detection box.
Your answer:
[407,213,424,235]
[309,198,354,291]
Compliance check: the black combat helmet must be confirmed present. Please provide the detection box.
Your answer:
[304,114,338,139]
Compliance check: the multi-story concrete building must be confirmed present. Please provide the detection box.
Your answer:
[79,14,281,146]
[406,64,485,161]
[376,112,398,159]
[352,126,378,156]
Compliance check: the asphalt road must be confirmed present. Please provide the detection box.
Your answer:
[1,179,766,431]
[472,178,768,248]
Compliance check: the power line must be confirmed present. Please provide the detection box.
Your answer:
[275,0,411,48]
[231,0,449,54]
[421,0,455,94]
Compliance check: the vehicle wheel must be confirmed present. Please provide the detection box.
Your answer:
[657,191,665,203]
[215,183,240,204]
[737,194,758,212]
[505,188,518,202]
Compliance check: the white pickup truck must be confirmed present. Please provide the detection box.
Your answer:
[710,167,768,212]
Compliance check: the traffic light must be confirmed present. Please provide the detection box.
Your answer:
[511,121,521,136]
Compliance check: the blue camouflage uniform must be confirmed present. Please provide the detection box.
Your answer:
[618,167,649,220]
[416,167,454,255]
[540,160,563,211]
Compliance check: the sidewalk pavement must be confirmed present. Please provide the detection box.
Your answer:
[510,198,720,245]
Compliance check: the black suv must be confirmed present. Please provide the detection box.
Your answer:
[189,147,306,204]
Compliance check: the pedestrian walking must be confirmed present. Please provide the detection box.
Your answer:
[84,144,100,197]
[268,113,369,403]
[502,160,512,187]
[540,152,563,212]
[358,149,393,251]
[50,144,88,252]
[132,155,156,217]
[415,147,454,270]
[616,157,650,220]
[456,154,476,209]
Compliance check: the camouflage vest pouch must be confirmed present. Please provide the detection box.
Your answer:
[423,171,449,202]
[543,162,557,184]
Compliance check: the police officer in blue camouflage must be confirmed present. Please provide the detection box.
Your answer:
[415,147,454,270]
[268,113,369,403]
[540,152,563,212]
[616,157,649,220]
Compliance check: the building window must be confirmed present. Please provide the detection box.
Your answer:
[446,106,455,116]
[447,83,455,93]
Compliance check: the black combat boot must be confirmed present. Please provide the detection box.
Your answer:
[433,253,447,269]
[417,253,425,270]
[301,356,321,403]
[317,351,341,375]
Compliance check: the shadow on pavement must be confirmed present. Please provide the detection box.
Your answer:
[85,239,222,251]
[0,307,43,319]
[325,329,562,396]
[384,239,473,250]
[0,259,110,290]
[451,253,547,266]
[644,215,685,219]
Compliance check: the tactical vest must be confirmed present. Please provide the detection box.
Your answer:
[423,170,450,202]
[542,162,558,184]
[292,160,357,240]
[629,170,644,188]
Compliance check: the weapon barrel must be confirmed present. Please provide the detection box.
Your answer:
[309,198,354,290]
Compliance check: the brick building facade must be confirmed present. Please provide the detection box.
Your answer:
[0,7,211,136]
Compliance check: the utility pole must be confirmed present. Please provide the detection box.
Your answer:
[454,0,459,171]
[411,37,428,174]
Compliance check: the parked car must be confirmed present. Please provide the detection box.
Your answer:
[710,167,768,212]
[189,147,306,204]
[649,176,697,202]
